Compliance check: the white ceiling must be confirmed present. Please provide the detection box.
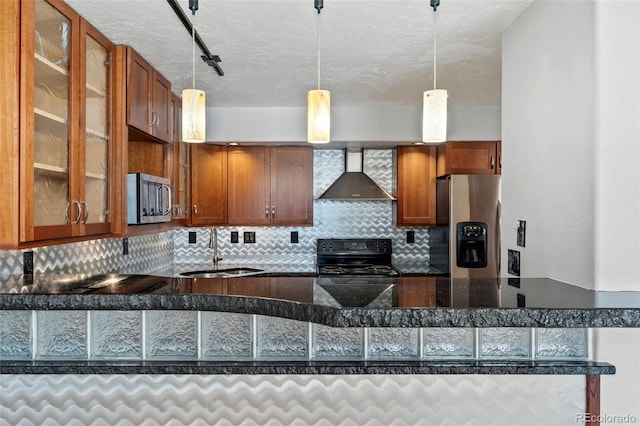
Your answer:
[64,0,534,109]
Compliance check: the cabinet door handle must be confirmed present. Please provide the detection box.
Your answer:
[72,199,82,225]
[265,206,269,217]
[271,206,275,219]
[490,156,495,170]
[193,204,198,216]
[81,200,89,224]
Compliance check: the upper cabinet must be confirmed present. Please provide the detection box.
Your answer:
[227,146,313,226]
[190,144,227,225]
[126,47,171,143]
[395,146,437,227]
[16,0,116,243]
[436,141,502,176]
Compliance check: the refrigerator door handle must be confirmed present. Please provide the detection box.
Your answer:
[496,199,501,276]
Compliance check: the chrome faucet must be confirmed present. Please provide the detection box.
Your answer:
[209,226,223,270]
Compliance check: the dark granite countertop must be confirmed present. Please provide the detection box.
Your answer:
[1,274,639,327]
[0,360,616,376]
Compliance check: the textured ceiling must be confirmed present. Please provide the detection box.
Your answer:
[64,0,534,108]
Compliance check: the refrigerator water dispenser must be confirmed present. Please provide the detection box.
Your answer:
[456,222,488,268]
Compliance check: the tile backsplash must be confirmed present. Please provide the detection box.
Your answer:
[0,149,433,276]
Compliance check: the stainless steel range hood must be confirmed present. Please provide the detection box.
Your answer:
[318,149,396,201]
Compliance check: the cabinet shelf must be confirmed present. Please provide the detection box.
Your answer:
[34,162,68,180]
[86,127,108,140]
[34,53,68,88]
[86,82,106,97]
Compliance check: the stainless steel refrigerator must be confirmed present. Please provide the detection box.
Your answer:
[430,174,501,278]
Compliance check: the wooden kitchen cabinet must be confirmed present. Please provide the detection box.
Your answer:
[190,144,227,225]
[227,146,313,226]
[126,47,171,143]
[436,141,502,176]
[16,0,117,243]
[395,146,437,227]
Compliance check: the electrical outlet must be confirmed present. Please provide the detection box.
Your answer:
[290,231,299,244]
[517,220,526,247]
[23,251,34,275]
[406,230,415,244]
[243,231,256,244]
[188,231,197,244]
[517,293,526,307]
[122,237,129,255]
[231,231,239,243]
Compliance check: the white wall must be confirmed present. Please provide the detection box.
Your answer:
[503,0,640,420]
[205,105,500,143]
[502,0,596,287]
[593,0,640,291]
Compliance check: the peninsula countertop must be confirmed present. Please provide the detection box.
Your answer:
[1,271,639,328]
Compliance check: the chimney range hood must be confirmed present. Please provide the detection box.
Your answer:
[318,149,396,201]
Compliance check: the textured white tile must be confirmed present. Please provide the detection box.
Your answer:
[201,312,252,359]
[312,324,363,360]
[146,311,197,360]
[90,311,142,360]
[257,315,307,360]
[36,311,87,360]
[368,328,419,360]
[0,310,32,359]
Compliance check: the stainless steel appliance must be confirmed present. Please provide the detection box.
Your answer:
[431,174,501,278]
[127,173,172,224]
[315,238,400,308]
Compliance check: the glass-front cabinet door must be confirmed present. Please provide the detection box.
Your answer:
[21,0,77,241]
[20,0,113,242]
[80,20,113,235]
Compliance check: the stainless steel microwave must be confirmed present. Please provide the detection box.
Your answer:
[127,173,172,224]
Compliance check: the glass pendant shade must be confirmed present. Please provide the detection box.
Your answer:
[307,89,331,144]
[422,89,448,143]
[182,88,206,143]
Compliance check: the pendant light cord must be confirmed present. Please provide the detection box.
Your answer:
[317,12,321,90]
[192,15,196,90]
[433,10,437,90]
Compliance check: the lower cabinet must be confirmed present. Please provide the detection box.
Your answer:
[190,144,227,225]
[186,276,314,304]
[395,146,437,227]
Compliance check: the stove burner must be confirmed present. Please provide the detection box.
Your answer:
[318,264,399,276]
[320,266,349,275]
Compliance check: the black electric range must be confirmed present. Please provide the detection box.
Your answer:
[316,238,401,277]
[315,238,400,308]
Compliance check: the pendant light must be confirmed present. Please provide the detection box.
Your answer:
[182,0,206,143]
[422,0,448,143]
[307,0,330,144]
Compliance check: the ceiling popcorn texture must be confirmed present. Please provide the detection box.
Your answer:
[65,0,533,108]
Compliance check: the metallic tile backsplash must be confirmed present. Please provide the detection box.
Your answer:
[0,149,431,276]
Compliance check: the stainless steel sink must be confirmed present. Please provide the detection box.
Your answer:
[180,268,265,278]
